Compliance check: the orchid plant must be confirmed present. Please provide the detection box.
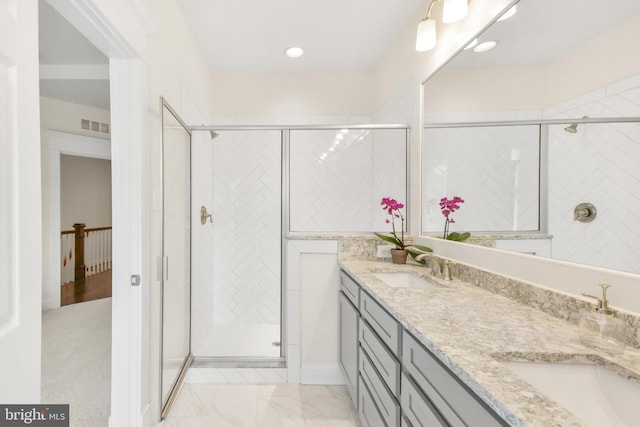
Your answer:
[439,196,470,242]
[375,197,432,258]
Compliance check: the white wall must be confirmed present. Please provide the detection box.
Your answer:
[209,72,375,119]
[60,155,112,229]
[40,96,111,140]
[40,96,111,248]
[145,0,217,422]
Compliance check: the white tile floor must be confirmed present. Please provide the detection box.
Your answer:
[163,384,361,427]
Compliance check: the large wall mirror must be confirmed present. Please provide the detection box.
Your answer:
[421,0,640,275]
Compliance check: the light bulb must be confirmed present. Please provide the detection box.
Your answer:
[416,19,436,52]
[473,41,497,53]
[285,47,304,58]
[442,0,468,24]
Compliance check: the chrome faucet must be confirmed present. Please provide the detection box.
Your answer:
[415,253,452,280]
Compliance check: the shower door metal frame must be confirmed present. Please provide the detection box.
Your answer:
[159,97,193,420]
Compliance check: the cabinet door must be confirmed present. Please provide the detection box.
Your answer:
[359,318,400,396]
[359,348,401,427]
[340,271,360,306]
[403,331,507,427]
[360,291,401,356]
[339,291,359,405]
[359,376,387,427]
[401,373,447,427]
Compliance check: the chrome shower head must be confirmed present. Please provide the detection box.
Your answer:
[564,116,589,134]
[209,130,219,139]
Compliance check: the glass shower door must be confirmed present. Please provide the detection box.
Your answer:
[160,99,192,418]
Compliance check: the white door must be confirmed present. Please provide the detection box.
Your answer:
[0,0,43,402]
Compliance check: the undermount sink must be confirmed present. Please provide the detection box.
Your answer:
[373,272,439,289]
[501,361,640,427]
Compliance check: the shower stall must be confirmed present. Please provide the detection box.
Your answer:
[190,125,408,366]
[193,129,283,360]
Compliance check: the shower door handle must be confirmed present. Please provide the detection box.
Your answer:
[157,256,169,281]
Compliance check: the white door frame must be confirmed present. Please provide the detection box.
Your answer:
[46,1,152,425]
[44,131,111,311]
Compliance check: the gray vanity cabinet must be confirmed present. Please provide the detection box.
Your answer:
[340,268,508,427]
[402,331,507,427]
[358,291,401,427]
[339,271,360,406]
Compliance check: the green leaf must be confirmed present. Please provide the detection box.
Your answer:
[446,232,471,242]
[405,245,432,265]
[406,244,432,254]
[374,232,402,248]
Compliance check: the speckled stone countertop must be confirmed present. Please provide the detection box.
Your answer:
[338,259,640,427]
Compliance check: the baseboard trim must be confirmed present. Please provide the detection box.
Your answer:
[300,364,345,385]
[42,298,59,311]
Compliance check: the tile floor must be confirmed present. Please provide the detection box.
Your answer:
[163,384,361,427]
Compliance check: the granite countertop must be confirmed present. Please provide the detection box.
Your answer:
[338,259,640,427]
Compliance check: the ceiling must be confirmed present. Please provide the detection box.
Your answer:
[449,0,640,68]
[38,0,422,109]
[38,0,110,110]
[174,0,422,73]
[40,0,640,110]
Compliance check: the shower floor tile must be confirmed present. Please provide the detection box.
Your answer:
[163,384,361,427]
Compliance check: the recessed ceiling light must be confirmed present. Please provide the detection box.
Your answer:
[464,38,478,50]
[285,47,304,58]
[473,41,497,53]
[497,5,517,21]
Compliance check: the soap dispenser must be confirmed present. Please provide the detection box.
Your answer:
[579,284,626,354]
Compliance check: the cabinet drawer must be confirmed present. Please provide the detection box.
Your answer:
[360,318,400,396]
[358,375,386,427]
[360,348,400,427]
[402,331,506,427]
[339,292,359,406]
[340,271,360,307]
[360,291,401,356]
[401,373,447,427]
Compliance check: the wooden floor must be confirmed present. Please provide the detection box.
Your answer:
[61,270,112,306]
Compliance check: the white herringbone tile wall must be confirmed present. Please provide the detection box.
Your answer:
[422,125,540,234]
[544,74,640,274]
[200,130,282,357]
[289,129,407,233]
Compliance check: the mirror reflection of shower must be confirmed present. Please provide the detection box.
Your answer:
[564,116,589,133]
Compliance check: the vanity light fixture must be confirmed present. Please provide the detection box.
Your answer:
[285,46,304,58]
[442,0,468,23]
[473,40,497,52]
[416,0,470,52]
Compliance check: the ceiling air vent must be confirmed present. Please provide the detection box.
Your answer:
[80,118,110,135]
